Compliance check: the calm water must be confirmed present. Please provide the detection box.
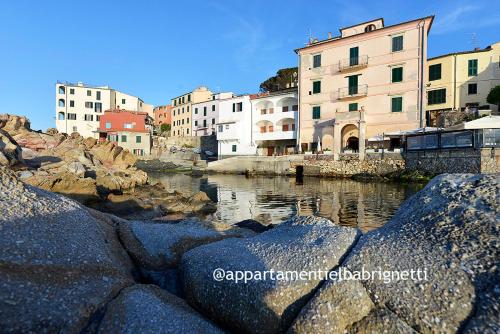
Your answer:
[148,173,424,232]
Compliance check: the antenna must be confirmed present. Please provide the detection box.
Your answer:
[470,32,478,49]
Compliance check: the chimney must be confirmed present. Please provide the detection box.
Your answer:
[328,32,332,39]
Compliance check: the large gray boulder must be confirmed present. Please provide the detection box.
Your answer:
[180,216,360,333]
[0,129,24,166]
[291,173,499,333]
[97,284,223,334]
[0,166,135,333]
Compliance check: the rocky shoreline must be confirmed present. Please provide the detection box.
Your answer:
[0,164,497,333]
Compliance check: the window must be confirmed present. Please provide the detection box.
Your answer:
[121,98,126,104]
[85,102,93,108]
[212,118,215,124]
[182,107,184,113]
[105,122,111,129]
[260,108,266,115]
[203,107,207,116]
[96,91,101,101]
[312,81,321,94]
[70,100,75,107]
[187,128,189,134]
[174,100,177,106]
[133,149,144,156]
[391,96,403,112]
[468,59,478,76]
[312,106,321,119]
[365,24,376,32]
[428,89,446,105]
[58,99,65,107]
[212,105,215,111]
[348,75,358,95]
[124,123,133,129]
[187,94,191,102]
[182,119,184,125]
[282,124,289,131]
[349,47,359,66]
[58,86,65,94]
[187,106,189,112]
[68,113,77,120]
[95,102,102,113]
[121,135,127,142]
[292,104,298,111]
[136,136,141,143]
[182,96,185,103]
[392,67,403,83]
[392,35,403,52]
[232,145,237,152]
[84,114,93,121]
[203,119,207,127]
[87,90,91,96]
[58,112,65,120]
[313,54,321,68]
[269,125,274,132]
[187,118,189,124]
[349,103,358,112]
[72,126,78,132]
[173,110,176,116]
[237,102,243,112]
[218,125,223,132]
[282,106,289,112]
[195,120,198,126]
[96,115,100,121]
[468,83,478,95]
[70,88,75,94]
[429,64,441,81]
[225,124,229,129]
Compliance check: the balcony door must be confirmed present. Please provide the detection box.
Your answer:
[349,47,359,66]
[348,75,359,95]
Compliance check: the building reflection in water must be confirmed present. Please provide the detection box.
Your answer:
[148,173,423,232]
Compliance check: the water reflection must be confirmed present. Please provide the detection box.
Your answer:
[148,173,423,232]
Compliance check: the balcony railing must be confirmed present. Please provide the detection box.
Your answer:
[338,55,369,72]
[334,84,368,100]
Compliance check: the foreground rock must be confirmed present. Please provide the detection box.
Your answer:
[0,167,135,333]
[291,173,499,333]
[97,284,223,333]
[0,129,24,166]
[180,216,360,333]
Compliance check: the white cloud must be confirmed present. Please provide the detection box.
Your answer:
[433,4,500,35]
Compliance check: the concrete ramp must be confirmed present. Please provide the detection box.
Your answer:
[207,156,304,175]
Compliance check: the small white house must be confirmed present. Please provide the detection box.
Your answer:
[191,92,234,137]
[217,95,256,158]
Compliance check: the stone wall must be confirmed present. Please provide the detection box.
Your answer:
[405,148,500,174]
[293,153,406,177]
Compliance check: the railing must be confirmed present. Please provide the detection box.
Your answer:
[406,129,500,151]
[334,84,368,100]
[338,55,368,72]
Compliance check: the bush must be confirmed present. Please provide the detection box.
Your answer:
[160,124,171,132]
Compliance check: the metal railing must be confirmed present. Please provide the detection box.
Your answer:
[405,129,500,151]
[334,84,368,100]
[338,55,368,72]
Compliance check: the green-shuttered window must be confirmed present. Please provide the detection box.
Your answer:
[468,59,478,76]
[136,136,141,143]
[348,75,358,95]
[392,35,403,52]
[313,54,321,68]
[349,47,359,66]
[348,103,358,112]
[392,67,403,83]
[428,89,446,105]
[312,106,321,119]
[121,135,127,142]
[429,64,442,81]
[391,97,403,112]
[312,81,321,94]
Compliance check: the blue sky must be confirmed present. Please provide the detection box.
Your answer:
[1,0,499,130]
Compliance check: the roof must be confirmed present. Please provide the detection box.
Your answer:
[445,116,500,130]
[294,15,434,53]
[339,17,384,33]
[428,45,494,61]
[250,87,298,100]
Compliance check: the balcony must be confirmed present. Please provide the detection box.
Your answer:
[338,55,368,72]
[333,84,368,100]
[254,130,296,141]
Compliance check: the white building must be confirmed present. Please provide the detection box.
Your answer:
[55,81,153,138]
[216,94,256,158]
[192,92,234,136]
[251,88,299,156]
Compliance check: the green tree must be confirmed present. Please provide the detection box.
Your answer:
[487,85,500,110]
[259,67,298,92]
[160,123,171,132]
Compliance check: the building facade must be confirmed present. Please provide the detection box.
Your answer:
[217,95,256,158]
[153,105,172,127]
[97,109,153,156]
[170,86,212,137]
[192,92,234,137]
[426,42,500,126]
[296,16,433,159]
[55,81,152,138]
[251,88,299,156]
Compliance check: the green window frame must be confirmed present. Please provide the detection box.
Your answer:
[136,136,141,143]
[312,81,321,94]
[468,59,478,76]
[313,54,321,68]
[349,47,359,66]
[348,75,358,95]
[392,35,403,52]
[312,106,321,119]
[232,144,237,152]
[428,89,446,105]
[429,64,441,81]
[121,135,127,142]
[348,103,358,112]
[392,67,403,83]
[391,96,403,112]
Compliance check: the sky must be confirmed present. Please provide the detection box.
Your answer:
[0,0,499,131]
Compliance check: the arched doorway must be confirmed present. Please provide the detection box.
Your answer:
[341,124,359,152]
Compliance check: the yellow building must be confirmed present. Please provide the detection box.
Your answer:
[170,86,212,137]
[426,42,500,125]
[295,16,434,159]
